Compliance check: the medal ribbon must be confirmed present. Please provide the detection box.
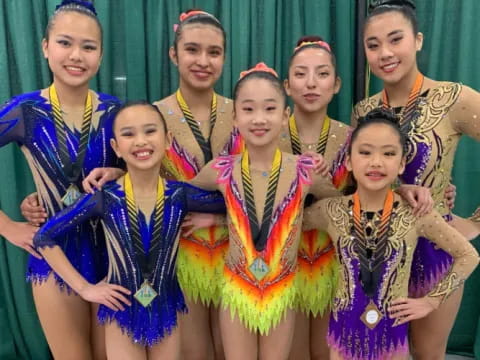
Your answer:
[176,89,217,162]
[352,189,394,298]
[289,115,330,155]
[382,72,424,134]
[125,173,165,283]
[241,148,282,252]
[49,84,92,184]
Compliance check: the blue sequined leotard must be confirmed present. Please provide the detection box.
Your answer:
[0,88,121,288]
[34,180,225,345]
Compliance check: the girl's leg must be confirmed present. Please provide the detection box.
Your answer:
[210,304,225,360]
[219,307,257,360]
[410,286,464,360]
[148,326,181,360]
[288,311,310,360]
[179,297,214,359]
[259,309,296,360]
[32,275,93,360]
[90,303,106,360]
[104,322,146,360]
[310,312,330,360]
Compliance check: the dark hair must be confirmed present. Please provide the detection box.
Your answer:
[173,9,226,54]
[45,1,103,49]
[289,35,338,77]
[349,108,407,155]
[233,71,288,109]
[365,0,418,35]
[114,101,167,135]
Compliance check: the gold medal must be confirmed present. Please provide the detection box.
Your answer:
[249,257,270,281]
[361,300,383,329]
[61,184,81,206]
[134,280,158,308]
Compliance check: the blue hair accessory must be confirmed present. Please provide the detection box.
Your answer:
[55,0,97,16]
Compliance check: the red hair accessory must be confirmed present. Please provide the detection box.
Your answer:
[239,62,278,80]
[179,10,209,22]
[294,40,331,53]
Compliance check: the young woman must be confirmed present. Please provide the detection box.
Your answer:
[33,102,226,360]
[0,1,122,358]
[152,9,243,360]
[188,62,341,360]
[280,36,351,360]
[304,108,479,360]
[353,1,480,357]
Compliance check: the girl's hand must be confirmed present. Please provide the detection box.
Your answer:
[82,167,125,194]
[389,297,440,325]
[395,184,433,217]
[303,151,330,177]
[79,281,132,311]
[444,183,456,209]
[1,219,41,258]
[20,193,47,226]
[181,213,220,237]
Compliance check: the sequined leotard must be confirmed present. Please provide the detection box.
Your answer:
[353,82,480,296]
[154,94,243,305]
[191,152,339,334]
[33,179,225,345]
[279,117,350,315]
[303,195,479,360]
[0,88,121,288]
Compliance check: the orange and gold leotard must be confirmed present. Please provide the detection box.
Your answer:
[154,93,243,305]
[279,116,350,315]
[191,152,339,334]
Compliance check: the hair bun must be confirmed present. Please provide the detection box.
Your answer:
[359,108,400,127]
[368,0,415,13]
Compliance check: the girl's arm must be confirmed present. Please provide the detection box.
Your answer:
[168,181,226,237]
[0,96,26,147]
[451,85,480,140]
[188,159,220,191]
[390,210,479,324]
[34,192,131,310]
[309,172,342,200]
[0,211,40,258]
[180,159,225,235]
[302,198,331,232]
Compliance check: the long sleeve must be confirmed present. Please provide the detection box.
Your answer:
[450,85,480,140]
[188,158,221,191]
[34,191,104,249]
[0,96,26,147]
[309,172,342,200]
[416,210,480,302]
[303,198,331,232]
[166,181,226,214]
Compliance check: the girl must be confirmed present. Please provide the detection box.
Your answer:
[152,10,242,359]
[280,36,351,360]
[187,62,349,359]
[0,1,122,358]
[303,108,479,360]
[33,102,226,359]
[353,1,480,357]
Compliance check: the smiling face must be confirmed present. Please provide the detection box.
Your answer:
[234,77,289,150]
[170,23,225,92]
[42,11,102,90]
[364,11,423,86]
[347,122,405,194]
[111,105,169,172]
[285,47,340,114]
